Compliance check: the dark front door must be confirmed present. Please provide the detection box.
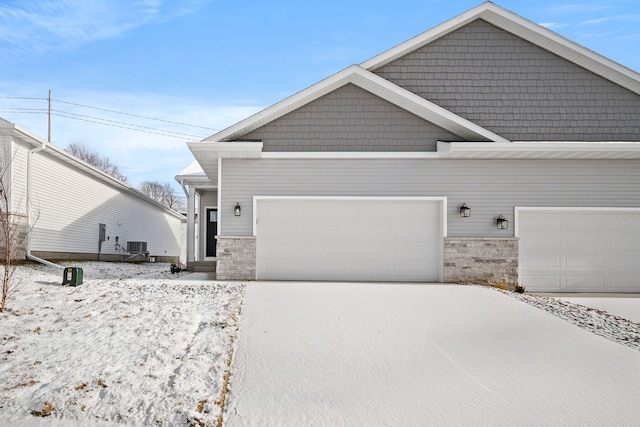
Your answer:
[206,208,218,257]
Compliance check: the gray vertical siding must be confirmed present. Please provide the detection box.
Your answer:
[374,19,640,141]
[220,158,640,237]
[238,84,467,151]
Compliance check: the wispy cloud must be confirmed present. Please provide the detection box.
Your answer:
[0,0,208,54]
[581,14,640,25]
[549,3,613,13]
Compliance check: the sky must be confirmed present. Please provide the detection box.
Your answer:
[0,0,639,197]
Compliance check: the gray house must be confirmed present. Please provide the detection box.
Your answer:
[179,2,640,293]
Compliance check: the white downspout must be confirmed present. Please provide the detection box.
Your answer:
[179,178,196,265]
[26,139,60,269]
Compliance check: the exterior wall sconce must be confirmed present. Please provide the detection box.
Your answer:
[496,214,508,229]
[459,203,471,217]
[234,202,241,216]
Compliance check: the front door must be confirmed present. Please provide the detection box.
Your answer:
[206,208,218,257]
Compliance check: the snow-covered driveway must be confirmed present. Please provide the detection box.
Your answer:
[226,283,640,426]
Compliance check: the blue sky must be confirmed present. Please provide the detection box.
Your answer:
[1,0,639,194]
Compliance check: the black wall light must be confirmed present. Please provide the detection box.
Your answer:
[234,202,241,216]
[496,214,508,229]
[459,203,471,217]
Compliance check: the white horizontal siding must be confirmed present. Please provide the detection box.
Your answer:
[12,139,182,257]
[220,158,640,237]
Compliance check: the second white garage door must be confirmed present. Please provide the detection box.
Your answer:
[255,198,444,282]
[518,208,640,293]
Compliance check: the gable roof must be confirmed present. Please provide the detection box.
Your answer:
[205,65,509,144]
[361,1,640,96]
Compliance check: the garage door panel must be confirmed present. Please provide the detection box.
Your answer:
[519,210,640,293]
[565,275,605,290]
[520,254,561,268]
[525,234,562,250]
[564,234,604,250]
[606,232,640,250]
[307,263,347,279]
[609,255,640,269]
[264,263,305,278]
[610,276,640,290]
[349,263,392,279]
[257,199,442,282]
[564,255,604,269]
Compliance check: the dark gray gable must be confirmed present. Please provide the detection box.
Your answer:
[235,84,470,152]
[374,19,640,141]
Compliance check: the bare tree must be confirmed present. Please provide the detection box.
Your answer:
[139,180,182,211]
[66,143,128,183]
[0,148,29,313]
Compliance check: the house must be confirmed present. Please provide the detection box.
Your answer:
[0,118,185,264]
[179,2,640,293]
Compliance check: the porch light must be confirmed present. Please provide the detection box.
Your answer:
[234,202,241,216]
[459,203,471,218]
[496,214,508,230]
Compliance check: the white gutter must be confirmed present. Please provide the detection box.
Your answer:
[23,132,60,269]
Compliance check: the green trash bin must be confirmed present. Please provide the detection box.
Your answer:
[62,267,83,286]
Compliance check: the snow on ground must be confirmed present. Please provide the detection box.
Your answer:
[504,291,640,351]
[0,262,244,426]
[226,282,640,426]
[2,265,638,426]
[554,296,640,324]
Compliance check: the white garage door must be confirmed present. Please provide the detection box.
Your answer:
[256,198,444,282]
[518,209,640,293]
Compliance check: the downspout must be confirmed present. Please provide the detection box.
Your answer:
[179,178,196,265]
[25,138,60,269]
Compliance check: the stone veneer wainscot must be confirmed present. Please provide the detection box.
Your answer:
[444,237,519,286]
[215,236,256,281]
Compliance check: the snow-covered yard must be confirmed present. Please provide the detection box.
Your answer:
[0,262,244,426]
[2,263,639,426]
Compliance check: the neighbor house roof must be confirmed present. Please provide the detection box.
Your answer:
[2,118,185,221]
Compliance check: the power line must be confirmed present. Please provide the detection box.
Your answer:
[1,93,220,139]
[0,96,46,100]
[52,98,218,131]
[52,109,206,139]
[50,112,205,139]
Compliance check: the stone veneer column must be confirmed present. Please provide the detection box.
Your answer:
[215,236,256,281]
[443,237,518,287]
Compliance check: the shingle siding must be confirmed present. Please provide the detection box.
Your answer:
[374,19,640,141]
[239,84,466,151]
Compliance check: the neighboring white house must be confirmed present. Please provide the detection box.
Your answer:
[0,117,185,264]
[178,2,640,293]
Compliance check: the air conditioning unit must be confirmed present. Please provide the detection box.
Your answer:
[127,241,148,254]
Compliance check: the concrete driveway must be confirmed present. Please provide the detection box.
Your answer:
[225,283,640,426]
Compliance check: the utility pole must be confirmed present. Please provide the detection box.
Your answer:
[47,90,51,143]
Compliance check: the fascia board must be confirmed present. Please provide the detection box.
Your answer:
[438,141,640,159]
[361,2,640,95]
[188,141,264,159]
[206,65,507,144]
